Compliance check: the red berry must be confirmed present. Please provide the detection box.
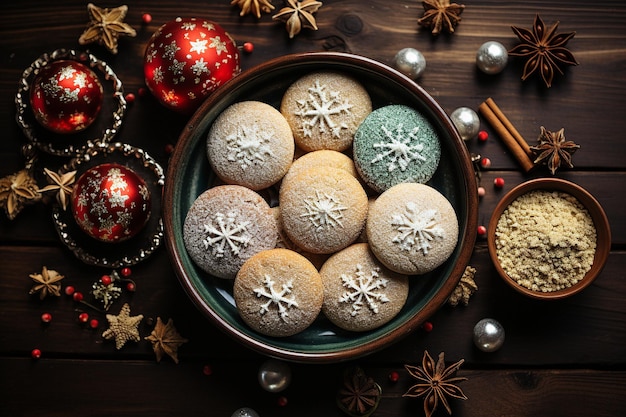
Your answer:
[78,312,89,323]
[277,396,288,407]
[120,267,132,277]
[422,321,433,332]
[477,225,487,237]
[138,87,147,97]
[477,186,486,198]
[142,13,152,24]
[164,143,175,155]
[202,364,213,376]
[478,130,489,142]
[124,93,136,104]
[41,313,52,323]
[89,319,99,329]
[73,292,84,302]
[480,157,491,169]
[126,282,136,292]
[64,285,75,296]
[388,371,400,383]
[31,348,42,359]
[494,177,505,188]
[101,275,112,286]
[242,42,254,53]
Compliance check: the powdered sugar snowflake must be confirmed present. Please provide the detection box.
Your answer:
[391,202,444,254]
[254,275,299,321]
[300,190,347,231]
[202,212,251,257]
[294,80,353,138]
[339,264,389,316]
[371,125,426,172]
[225,123,273,169]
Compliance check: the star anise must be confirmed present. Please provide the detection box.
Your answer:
[145,317,188,364]
[448,265,478,307]
[78,3,137,54]
[102,303,144,350]
[29,266,65,300]
[0,170,41,220]
[272,0,323,39]
[231,0,275,18]
[38,168,76,211]
[403,351,468,417]
[530,126,580,175]
[417,0,465,35]
[337,367,382,417]
[508,14,578,88]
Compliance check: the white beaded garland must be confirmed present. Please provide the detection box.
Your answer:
[392,48,426,79]
[258,359,292,393]
[476,41,508,75]
[450,107,480,141]
[473,318,505,352]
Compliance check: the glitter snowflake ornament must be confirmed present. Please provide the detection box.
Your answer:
[143,17,240,114]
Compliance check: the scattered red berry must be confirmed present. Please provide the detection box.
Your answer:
[64,285,75,296]
[494,177,505,188]
[388,371,400,383]
[142,13,152,24]
[89,319,99,329]
[477,130,489,142]
[422,321,433,332]
[202,364,213,376]
[477,186,486,198]
[242,42,254,53]
[125,93,136,103]
[164,143,175,155]
[31,348,42,359]
[480,157,491,169]
[126,282,136,292]
[138,87,147,97]
[120,267,132,277]
[41,312,52,323]
[101,275,112,286]
[73,292,84,302]
[277,396,288,407]
[477,225,487,237]
[78,312,89,323]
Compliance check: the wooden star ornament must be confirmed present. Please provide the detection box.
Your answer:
[145,317,189,363]
[78,3,137,54]
[102,303,144,349]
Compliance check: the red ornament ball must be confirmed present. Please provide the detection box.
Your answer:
[143,17,241,114]
[71,163,152,243]
[29,60,103,134]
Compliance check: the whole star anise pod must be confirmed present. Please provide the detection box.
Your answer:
[508,14,578,88]
[403,351,467,417]
[145,317,189,364]
[29,266,65,300]
[417,0,465,35]
[337,367,382,417]
[78,3,137,54]
[530,126,580,175]
[231,0,275,18]
[272,0,322,39]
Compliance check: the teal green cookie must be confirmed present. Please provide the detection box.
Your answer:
[353,105,441,193]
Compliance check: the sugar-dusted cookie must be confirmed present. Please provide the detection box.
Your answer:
[183,185,277,279]
[353,104,441,193]
[207,100,294,190]
[234,248,324,337]
[281,71,372,152]
[319,243,409,332]
[366,183,458,275]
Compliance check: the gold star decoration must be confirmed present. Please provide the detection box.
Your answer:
[145,317,189,364]
[0,169,41,220]
[38,168,76,211]
[29,266,65,300]
[417,0,465,35]
[448,265,478,307]
[231,0,275,18]
[403,351,468,417]
[272,0,323,39]
[78,3,137,54]
[102,303,144,349]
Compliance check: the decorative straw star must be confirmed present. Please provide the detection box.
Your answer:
[102,303,144,349]
[38,168,76,211]
[0,169,41,220]
[78,3,137,54]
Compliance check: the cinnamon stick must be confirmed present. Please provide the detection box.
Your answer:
[478,99,535,172]
[484,97,533,157]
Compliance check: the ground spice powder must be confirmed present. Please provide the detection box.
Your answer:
[495,190,597,292]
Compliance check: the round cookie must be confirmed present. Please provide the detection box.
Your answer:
[280,149,359,192]
[207,100,294,190]
[280,71,372,152]
[279,166,368,254]
[234,248,324,337]
[320,243,409,332]
[183,185,277,279]
[366,183,458,275]
[353,104,441,193]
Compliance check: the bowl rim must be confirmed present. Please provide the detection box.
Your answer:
[162,51,478,362]
[487,177,611,300]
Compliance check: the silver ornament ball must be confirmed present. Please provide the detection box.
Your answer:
[231,408,260,417]
[476,41,508,75]
[450,107,480,141]
[258,359,292,393]
[473,318,505,352]
[393,48,426,79]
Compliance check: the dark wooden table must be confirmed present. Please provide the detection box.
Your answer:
[1,1,625,416]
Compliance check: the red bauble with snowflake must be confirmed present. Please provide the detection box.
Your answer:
[71,163,151,243]
[29,60,103,134]
[143,17,241,114]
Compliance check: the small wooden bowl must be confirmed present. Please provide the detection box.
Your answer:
[487,178,611,300]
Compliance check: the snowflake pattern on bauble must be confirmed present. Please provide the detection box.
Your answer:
[294,80,353,138]
[225,123,273,169]
[254,275,299,321]
[339,264,389,316]
[202,212,251,257]
[300,190,347,231]
[391,202,444,254]
[371,125,426,172]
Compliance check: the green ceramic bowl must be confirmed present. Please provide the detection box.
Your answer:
[163,52,478,363]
